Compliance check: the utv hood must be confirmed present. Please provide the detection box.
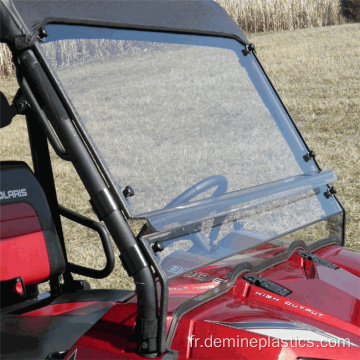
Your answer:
[64,245,360,359]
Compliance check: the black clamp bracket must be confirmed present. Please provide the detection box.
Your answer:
[120,244,149,277]
[243,273,291,296]
[324,187,337,199]
[298,251,339,270]
[303,150,316,162]
[242,43,256,56]
[0,89,29,129]
[12,90,29,115]
[37,27,48,42]
[152,241,164,254]
[123,185,135,198]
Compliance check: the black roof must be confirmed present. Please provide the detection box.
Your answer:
[0,0,248,50]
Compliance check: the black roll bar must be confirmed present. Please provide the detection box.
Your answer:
[17,49,159,356]
[59,205,115,279]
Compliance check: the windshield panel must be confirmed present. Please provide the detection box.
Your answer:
[164,212,343,335]
[144,182,342,279]
[39,26,344,339]
[40,26,318,216]
[39,24,343,277]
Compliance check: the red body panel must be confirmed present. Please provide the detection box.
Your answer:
[66,303,144,359]
[315,244,360,277]
[63,245,360,360]
[0,203,51,284]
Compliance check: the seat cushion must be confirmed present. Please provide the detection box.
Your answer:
[1,203,51,285]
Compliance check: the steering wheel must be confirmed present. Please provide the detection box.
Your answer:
[165,175,228,253]
[164,175,228,209]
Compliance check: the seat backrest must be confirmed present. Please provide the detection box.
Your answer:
[0,162,65,304]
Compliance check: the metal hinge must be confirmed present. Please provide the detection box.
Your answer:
[243,273,292,296]
[297,251,339,270]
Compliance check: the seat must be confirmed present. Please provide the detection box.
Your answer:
[0,161,66,306]
[0,161,132,359]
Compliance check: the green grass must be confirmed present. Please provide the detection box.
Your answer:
[1,24,359,290]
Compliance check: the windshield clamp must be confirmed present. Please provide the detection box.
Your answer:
[37,27,48,42]
[324,187,337,199]
[297,251,339,270]
[123,185,135,198]
[152,241,164,254]
[242,43,256,56]
[303,150,316,162]
[243,273,291,296]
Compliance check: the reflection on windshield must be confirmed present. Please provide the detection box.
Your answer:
[40,26,318,216]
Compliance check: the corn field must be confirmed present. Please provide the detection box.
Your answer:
[0,43,14,77]
[216,0,347,33]
[0,0,355,77]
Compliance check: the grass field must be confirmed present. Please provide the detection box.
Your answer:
[1,24,359,290]
[247,24,360,250]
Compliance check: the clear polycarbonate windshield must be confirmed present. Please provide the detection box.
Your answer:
[39,25,343,281]
[40,25,319,217]
[145,175,343,279]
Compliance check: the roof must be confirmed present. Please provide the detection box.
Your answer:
[0,0,248,50]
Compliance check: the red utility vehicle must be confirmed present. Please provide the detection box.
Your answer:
[0,1,359,359]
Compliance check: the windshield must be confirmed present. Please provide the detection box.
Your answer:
[39,26,344,342]
[39,25,343,278]
[40,25,319,217]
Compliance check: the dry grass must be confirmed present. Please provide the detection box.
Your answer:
[0,44,14,77]
[0,81,134,290]
[217,0,349,33]
[1,24,359,290]
[248,23,360,249]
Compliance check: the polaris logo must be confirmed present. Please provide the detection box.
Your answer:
[0,189,27,200]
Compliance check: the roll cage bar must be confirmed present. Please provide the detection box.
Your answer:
[11,48,159,356]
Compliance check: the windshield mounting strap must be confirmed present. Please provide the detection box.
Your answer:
[120,244,148,277]
[243,273,291,296]
[297,251,339,270]
[90,187,118,220]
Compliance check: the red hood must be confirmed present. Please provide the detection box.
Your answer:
[65,245,360,359]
